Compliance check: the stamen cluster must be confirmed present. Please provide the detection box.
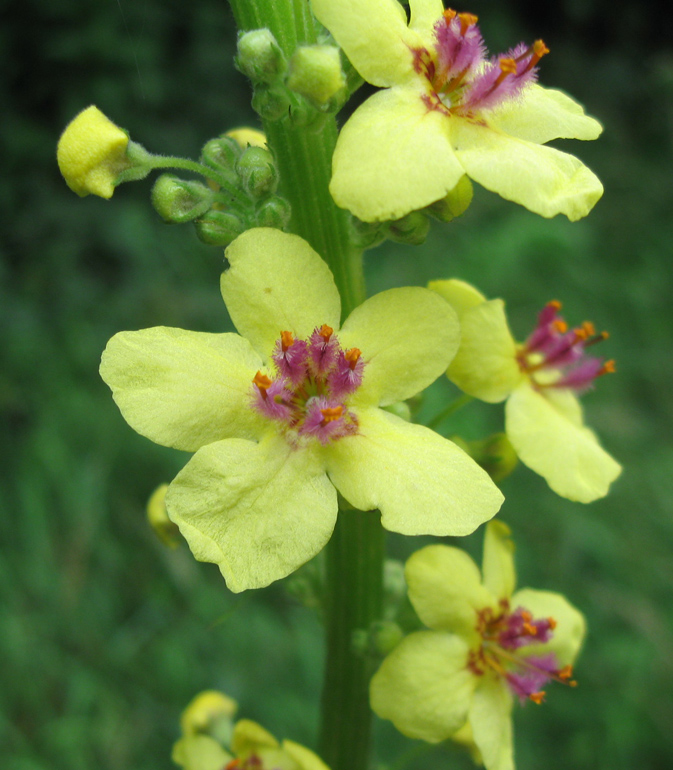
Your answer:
[518,300,615,393]
[252,325,365,445]
[469,601,576,704]
[418,8,549,115]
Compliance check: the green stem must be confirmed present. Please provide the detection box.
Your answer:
[227,2,381,769]
[426,393,474,431]
[148,156,249,205]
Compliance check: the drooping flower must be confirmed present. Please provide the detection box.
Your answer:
[370,521,586,770]
[310,0,603,222]
[173,691,329,770]
[57,105,131,198]
[429,279,621,502]
[100,228,503,592]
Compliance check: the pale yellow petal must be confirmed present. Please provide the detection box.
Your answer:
[409,0,445,49]
[339,287,460,406]
[505,384,621,503]
[489,84,603,144]
[451,118,603,221]
[482,520,516,602]
[221,228,341,358]
[331,87,465,222]
[405,544,495,640]
[428,278,487,317]
[231,719,279,755]
[172,735,233,770]
[469,677,514,770]
[166,434,337,592]
[447,300,523,403]
[370,631,476,742]
[310,0,421,87]
[326,407,503,536]
[100,328,264,451]
[282,740,331,770]
[510,587,586,665]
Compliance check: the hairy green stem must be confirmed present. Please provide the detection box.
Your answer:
[227,2,381,768]
[148,156,249,204]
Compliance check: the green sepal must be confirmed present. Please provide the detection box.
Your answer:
[151,174,214,223]
[193,210,246,246]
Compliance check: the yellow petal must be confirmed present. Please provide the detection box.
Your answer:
[482,520,516,602]
[172,735,233,770]
[339,286,460,406]
[447,299,522,403]
[310,0,421,87]
[330,87,464,222]
[180,691,238,737]
[231,719,279,755]
[370,630,476,742]
[451,118,604,220]
[428,278,487,317]
[166,434,338,592]
[409,0,445,50]
[326,407,503,537]
[405,544,495,640]
[505,384,621,502]
[221,228,341,359]
[489,84,603,144]
[282,740,331,770]
[100,328,264,452]
[469,677,514,770]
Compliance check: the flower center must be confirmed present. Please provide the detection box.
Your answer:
[468,601,577,704]
[251,325,365,446]
[414,9,549,116]
[517,300,615,393]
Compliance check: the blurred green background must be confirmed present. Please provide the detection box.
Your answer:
[2,0,672,768]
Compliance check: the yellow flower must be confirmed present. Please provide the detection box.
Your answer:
[370,521,586,770]
[311,0,603,222]
[57,106,130,198]
[100,228,503,592]
[429,279,621,502]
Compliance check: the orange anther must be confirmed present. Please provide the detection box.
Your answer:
[522,622,538,636]
[319,324,334,342]
[582,321,596,337]
[548,617,557,630]
[458,12,478,35]
[534,39,550,57]
[443,8,457,22]
[549,300,562,311]
[225,761,242,770]
[499,57,517,76]
[321,406,344,423]
[600,359,616,375]
[345,348,362,369]
[520,610,533,623]
[280,330,294,351]
[530,691,546,705]
[253,371,272,398]
[552,319,568,334]
[558,665,574,680]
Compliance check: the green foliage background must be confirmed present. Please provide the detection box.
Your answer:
[2,0,672,768]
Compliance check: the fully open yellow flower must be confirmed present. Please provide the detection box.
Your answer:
[100,228,503,592]
[311,0,603,222]
[370,521,586,770]
[430,279,621,502]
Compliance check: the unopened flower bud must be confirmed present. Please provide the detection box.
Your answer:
[236,146,278,198]
[200,136,241,178]
[226,127,267,150]
[251,84,291,121]
[255,195,291,229]
[386,211,430,245]
[287,45,346,106]
[194,210,246,246]
[151,174,213,223]
[370,620,404,656]
[236,29,286,83]
[57,105,132,198]
[459,432,519,483]
[146,484,181,548]
[180,690,238,740]
[381,401,411,422]
[427,175,473,222]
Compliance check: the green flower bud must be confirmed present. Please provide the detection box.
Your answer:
[194,210,246,246]
[236,29,286,84]
[255,195,291,229]
[427,175,473,222]
[151,174,213,223]
[457,432,519,484]
[236,146,278,199]
[287,45,346,106]
[350,217,385,249]
[146,484,181,548]
[385,211,430,245]
[200,136,241,177]
[370,620,404,656]
[251,84,291,121]
[381,401,411,422]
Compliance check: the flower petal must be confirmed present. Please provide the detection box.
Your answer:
[482,520,517,602]
[405,544,496,640]
[282,740,331,770]
[447,299,522,403]
[326,407,503,536]
[451,118,603,221]
[469,677,514,770]
[331,87,465,222]
[231,719,279,755]
[370,630,476,742]
[172,735,233,770]
[339,286,460,406]
[310,0,421,88]
[489,85,603,144]
[429,278,487,316]
[166,434,338,592]
[510,588,586,665]
[409,0,445,49]
[100,328,264,451]
[505,384,621,503]
[221,228,341,359]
